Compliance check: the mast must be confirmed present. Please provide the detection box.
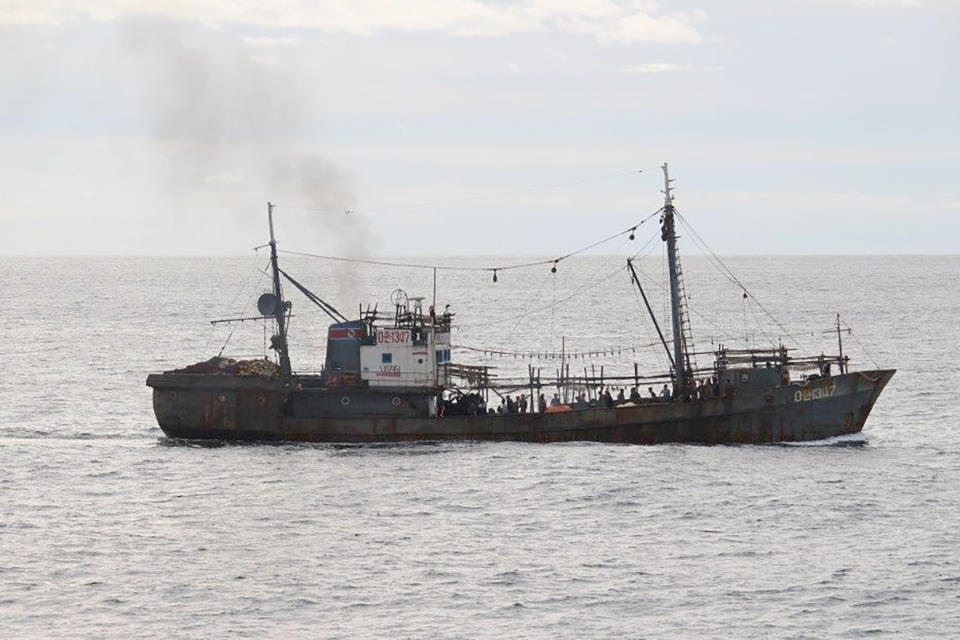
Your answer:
[836,313,846,374]
[267,202,292,376]
[661,163,688,395]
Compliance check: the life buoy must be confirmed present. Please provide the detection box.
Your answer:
[391,397,402,407]
[340,396,351,406]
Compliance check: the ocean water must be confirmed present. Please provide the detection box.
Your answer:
[1,254,958,638]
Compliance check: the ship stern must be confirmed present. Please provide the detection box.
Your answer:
[146,373,288,440]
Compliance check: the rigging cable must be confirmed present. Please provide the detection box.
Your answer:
[278,268,348,323]
[458,261,630,330]
[628,286,667,371]
[626,233,675,371]
[278,208,662,275]
[456,230,648,331]
[629,250,745,347]
[675,211,807,350]
[846,324,882,369]
[742,287,749,345]
[551,264,558,348]
[746,296,779,349]
[216,261,270,358]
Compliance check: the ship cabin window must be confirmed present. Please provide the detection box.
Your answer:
[444,349,451,361]
[436,350,443,363]
[381,353,392,364]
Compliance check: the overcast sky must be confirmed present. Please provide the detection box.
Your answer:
[1,1,957,255]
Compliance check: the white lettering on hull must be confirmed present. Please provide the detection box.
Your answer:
[794,383,837,403]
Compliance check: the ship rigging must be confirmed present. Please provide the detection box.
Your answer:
[146,164,894,444]
[245,164,804,400]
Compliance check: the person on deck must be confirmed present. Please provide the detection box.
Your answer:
[550,393,561,407]
[660,384,671,399]
[648,386,657,399]
[603,389,614,408]
[538,394,547,414]
[519,395,528,414]
[617,388,625,403]
[505,396,515,414]
[630,387,641,402]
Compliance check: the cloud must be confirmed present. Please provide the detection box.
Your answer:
[0,1,707,44]
[202,172,245,185]
[241,36,303,47]
[854,0,923,7]
[706,190,912,210]
[577,10,704,43]
[248,54,280,66]
[624,63,722,73]
[0,4,62,24]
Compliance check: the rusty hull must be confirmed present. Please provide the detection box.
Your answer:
[146,369,894,445]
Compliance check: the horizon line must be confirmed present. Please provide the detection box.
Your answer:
[2,252,958,259]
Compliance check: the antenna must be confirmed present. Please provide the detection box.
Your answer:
[661,162,675,207]
[268,200,277,245]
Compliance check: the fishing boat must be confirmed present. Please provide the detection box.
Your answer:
[146,165,894,444]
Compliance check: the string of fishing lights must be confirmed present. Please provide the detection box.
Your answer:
[455,341,663,361]
[279,207,663,280]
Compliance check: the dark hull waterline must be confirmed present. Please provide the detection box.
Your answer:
[147,369,894,445]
